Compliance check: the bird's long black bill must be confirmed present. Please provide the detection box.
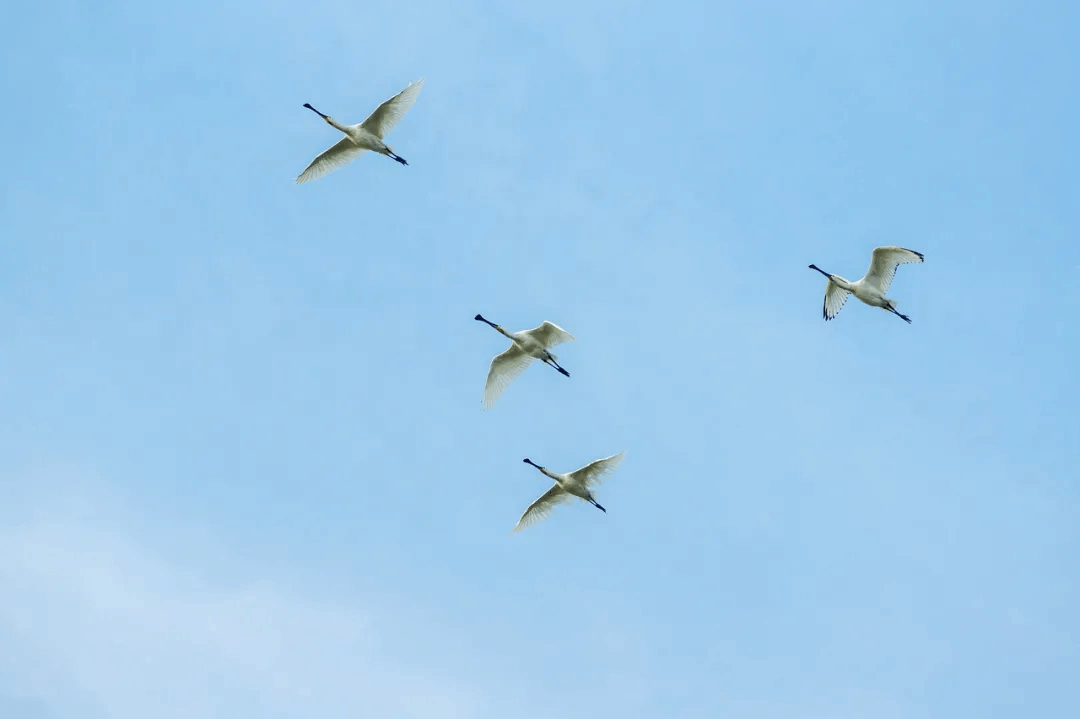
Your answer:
[302,103,328,118]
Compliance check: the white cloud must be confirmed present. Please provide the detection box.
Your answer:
[0,500,494,719]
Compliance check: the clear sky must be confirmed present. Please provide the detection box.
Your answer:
[1,0,1078,717]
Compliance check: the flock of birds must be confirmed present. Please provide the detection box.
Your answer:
[295,79,926,532]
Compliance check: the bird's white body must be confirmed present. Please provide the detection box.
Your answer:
[296,79,424,183]
[508,330,549,358]
[515,453,626,532]
[340,125,392,154]
[832,275,890,308]
[474,315,575,409]
[810,246,924,323]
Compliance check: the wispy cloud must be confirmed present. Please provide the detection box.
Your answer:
[0,497,496,719]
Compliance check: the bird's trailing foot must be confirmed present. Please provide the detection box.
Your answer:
[591,499,606,513]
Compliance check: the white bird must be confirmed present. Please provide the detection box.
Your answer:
[514,452,626,532]
[296,79,424,184]
[809,246,924,323]
[474,314,574,409]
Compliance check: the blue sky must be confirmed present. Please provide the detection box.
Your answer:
[1,0,1078,716]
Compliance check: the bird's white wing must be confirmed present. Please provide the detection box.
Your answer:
[513,484,573,532]
[360,79,424,139]
[824,281,851,321]
[568,452,626,490]
[296,137,367,184]
[483,344,535,409]
[863,246,924,294]
[522,321,575,349]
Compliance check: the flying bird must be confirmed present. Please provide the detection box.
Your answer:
[296,79,424,183]
[514,452,626,532]
[809,246,924,323]
[474,314,574,409]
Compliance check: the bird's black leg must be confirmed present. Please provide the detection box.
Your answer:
[889,306,912,323]
[591,499,606,513]
[544,358,570,377]
[387,151,408,166]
